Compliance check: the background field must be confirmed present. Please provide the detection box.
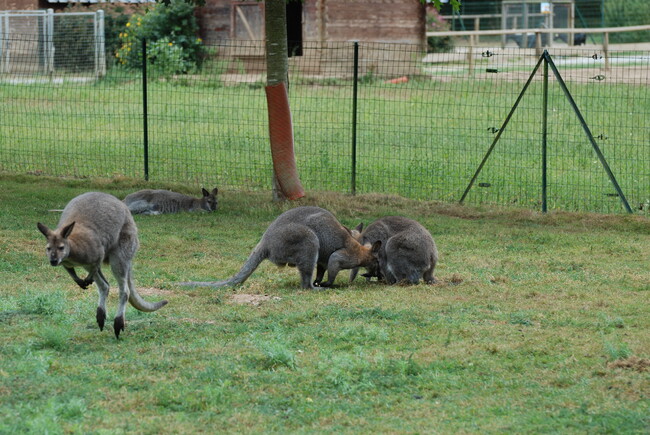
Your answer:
[2,42,649,215]
[0,175,648,433]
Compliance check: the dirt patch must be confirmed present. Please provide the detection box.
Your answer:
[230,293,282,306]
[608,356,650,373]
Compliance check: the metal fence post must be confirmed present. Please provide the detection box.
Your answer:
[542,56,548,213]
[95,10,106,78]
[142,38,149,181]
[46,9,54,77]
[351,41,359,195]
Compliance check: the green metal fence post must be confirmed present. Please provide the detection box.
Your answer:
[351,41,359,195]
[142,38,149,181]
[542,56,549,213]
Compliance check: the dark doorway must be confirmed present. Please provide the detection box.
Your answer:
[286,0,303,57]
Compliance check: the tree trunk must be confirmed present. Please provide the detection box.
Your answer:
[266,0,289,201]
[265,0,289,86]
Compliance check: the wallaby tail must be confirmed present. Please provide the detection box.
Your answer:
[178,243,267,288]
[128,288,168,312]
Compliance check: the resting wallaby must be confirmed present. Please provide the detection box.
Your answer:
[180,206,381,289]
[37,192,168,338]
[350,216,438,285]
[124,187,218,215]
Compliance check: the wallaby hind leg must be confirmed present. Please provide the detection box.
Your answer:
[110,259,131,339]
[94,268,110,331]
[297,251,318,289]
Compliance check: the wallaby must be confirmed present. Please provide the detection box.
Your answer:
[124,187,218,215]
[37,192,168,339]
[180,206,381,289]
[350,216,438,285]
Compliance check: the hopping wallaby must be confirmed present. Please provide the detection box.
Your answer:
[37,192,168,338]
[124,187,218,215]
[350,216,438,285]
[180,206,381,289]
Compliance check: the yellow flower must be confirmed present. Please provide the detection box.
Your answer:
[116,52,120,57]
[197,38,202,43]
[168,42,173,46]
[126,22,131,27]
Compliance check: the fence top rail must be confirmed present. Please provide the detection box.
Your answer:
[0,10,99,16]
[427,24,650,38]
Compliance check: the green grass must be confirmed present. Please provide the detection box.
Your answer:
[0,174,648,433]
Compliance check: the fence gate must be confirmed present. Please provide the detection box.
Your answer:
[0,9,105,79]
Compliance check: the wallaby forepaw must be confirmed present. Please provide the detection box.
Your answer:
[77,278,93,290]
[96,307,106,331]
[113,316,125,339]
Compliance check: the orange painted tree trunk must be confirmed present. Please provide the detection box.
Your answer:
[265,0,304,201]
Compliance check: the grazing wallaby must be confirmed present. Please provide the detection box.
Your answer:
[124,187,218,215]
[180,206,381,289]
[37,192,168,339]
[350,216,438,285]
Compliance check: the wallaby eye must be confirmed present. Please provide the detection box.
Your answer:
[58,246,65,251]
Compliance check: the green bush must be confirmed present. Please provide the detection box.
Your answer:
[115,0,204,74]
[605,0,650,43]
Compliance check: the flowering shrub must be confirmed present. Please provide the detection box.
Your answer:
[115,0,203,75]
[148,37,196,76]
[426,6,454,53]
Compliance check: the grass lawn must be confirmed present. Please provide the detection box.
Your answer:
[0,174,648,433]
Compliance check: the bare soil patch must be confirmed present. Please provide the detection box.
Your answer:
[608,356,650,373]
[230,293,282,306]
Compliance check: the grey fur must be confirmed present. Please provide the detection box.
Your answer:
[350,216,438,285]
[37,192,168,339]
[180,206,380,289]
[124,187,218,215]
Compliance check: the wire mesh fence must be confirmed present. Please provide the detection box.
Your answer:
[1,35,648,214]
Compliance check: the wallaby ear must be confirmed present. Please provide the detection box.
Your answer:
[37,222,51,237]
[211,187,218,195]
[354,222,364,233]
[202,188,210,197]
[61,222,76,239]
[371,240,382,253]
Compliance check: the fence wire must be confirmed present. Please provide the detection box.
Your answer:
[1,36,648,214]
